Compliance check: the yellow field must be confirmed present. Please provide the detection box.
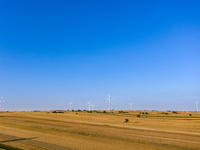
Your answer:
[0,110,200,150]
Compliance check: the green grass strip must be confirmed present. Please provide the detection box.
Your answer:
[0,143,23,150]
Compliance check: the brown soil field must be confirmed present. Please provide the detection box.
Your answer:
[0,110,200,150]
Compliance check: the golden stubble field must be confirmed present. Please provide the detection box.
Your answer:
[0,110,200,150]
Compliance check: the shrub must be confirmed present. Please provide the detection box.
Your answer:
[142,112,144,114]
[103,110,106,113]
[145,112,148,114]
[140,112,141,114]
[34,110,40,112]
[119,110,125,113]
[124,118,129,123]
[58,111,64,113]
[137,114,140,117]
[52,111,64,113]
[189,114,192,116]
[172,111,178,114]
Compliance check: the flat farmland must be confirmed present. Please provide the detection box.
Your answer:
[0,110,200,150]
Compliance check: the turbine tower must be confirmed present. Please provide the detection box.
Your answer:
[107,94,114,111]
[0,96,5,111]
[129,103,133,110]
[194,101,199,112]
[91,104,95,111]
[69,102,73,110]
[87,100,91,111]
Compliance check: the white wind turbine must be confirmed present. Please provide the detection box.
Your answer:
[91,104,95,111]
[194,101,199,112]
[87,100,91,111]
[0,96,5,111]
[107,94,114,111]
[69,102,73,110]
[129,103,133,110]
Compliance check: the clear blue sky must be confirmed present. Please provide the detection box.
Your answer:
[0,0,200,111]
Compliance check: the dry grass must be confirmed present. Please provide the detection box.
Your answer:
[0,110,200,150]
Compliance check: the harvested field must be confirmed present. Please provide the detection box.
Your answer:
[0,110,200,150]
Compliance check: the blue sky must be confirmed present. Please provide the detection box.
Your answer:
[0,0,200,111]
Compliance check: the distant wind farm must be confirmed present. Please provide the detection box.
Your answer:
[0,0,200,149]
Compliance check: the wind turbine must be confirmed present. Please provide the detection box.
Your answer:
[129,103,133,110]
[107,94,114,111]
[87,100,91,111]
[69,102,73,110]
[0,96,5,111]
[91,104,95,111]
[194,101,199,112]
